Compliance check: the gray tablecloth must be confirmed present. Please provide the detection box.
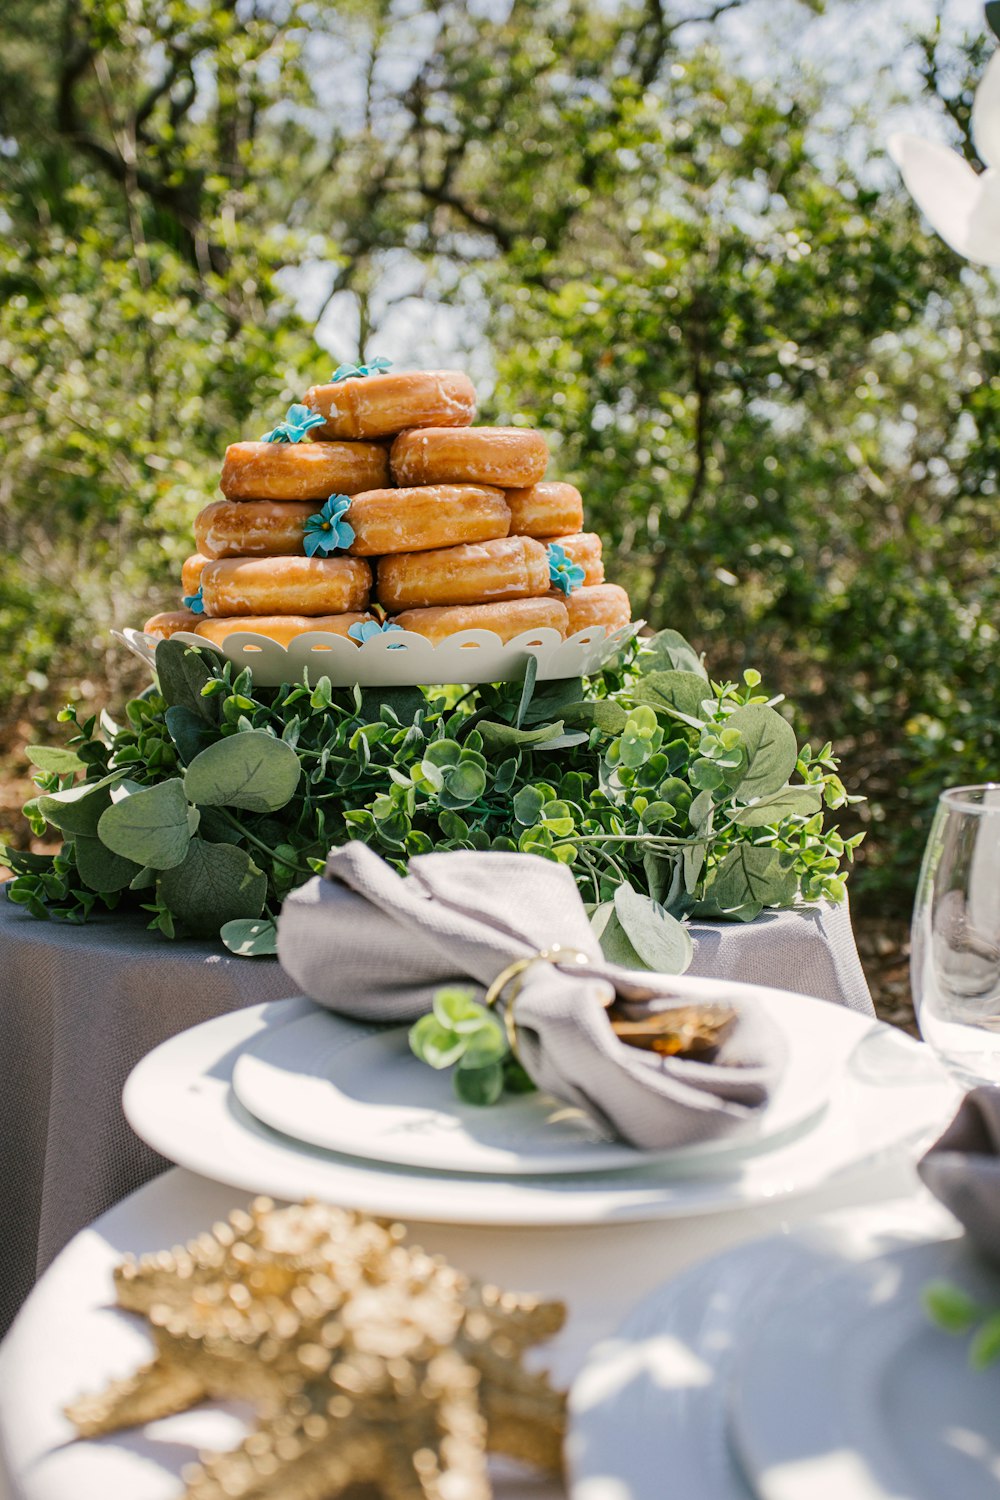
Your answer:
[0,897,295,1335]
[0,890,870,1335]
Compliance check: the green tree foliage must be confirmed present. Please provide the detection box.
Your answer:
[1,0,995,912]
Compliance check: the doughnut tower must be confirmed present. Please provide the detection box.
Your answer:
[145,364,632,651]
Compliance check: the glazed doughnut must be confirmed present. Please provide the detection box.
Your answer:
[550,532,605,585]
[195,613,373,647]
[182,553,209,596]
[376,536,549,612]
[391,426,548,488]
[201,556,372,618]
[392,597,569,644]
[304,371,476,441]
[219,441,389,501]
[347,484,510,556]
[195,500,316,560]
[505,482,584,539]
[144,610,202,640]
[560,583,632,635]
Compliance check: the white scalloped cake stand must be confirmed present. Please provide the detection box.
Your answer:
[114,620,640,687]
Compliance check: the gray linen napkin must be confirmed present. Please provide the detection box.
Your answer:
[277,843,786,1151]
[918,1088,1000,1264]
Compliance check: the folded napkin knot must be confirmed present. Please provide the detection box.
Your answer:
[485,944,594,1056]
[277,842,787,1151]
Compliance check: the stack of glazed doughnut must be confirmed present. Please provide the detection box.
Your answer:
[144,366,632,648]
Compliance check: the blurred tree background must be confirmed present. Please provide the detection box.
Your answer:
[0,0,996,927]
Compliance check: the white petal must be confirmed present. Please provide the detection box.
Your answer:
[964,167,1000,265]
[888,133,987,259]
[972,51,1000,169]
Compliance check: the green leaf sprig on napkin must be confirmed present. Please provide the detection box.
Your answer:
[409,987,535,1105]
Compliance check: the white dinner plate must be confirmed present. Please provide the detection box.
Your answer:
[230,1001,830,1176]
[730,1238,1000,1500]
[122,982,957,1227]
[568,1201,961,1500]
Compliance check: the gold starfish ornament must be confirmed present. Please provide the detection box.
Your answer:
[68,1197,566,1500]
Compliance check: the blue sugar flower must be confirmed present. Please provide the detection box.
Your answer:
[547,543,586,596]
[303,494,355,556]
[330,356,393,382]
[349,619,405,647]
[182,589,205,615]
[261,403,326,443]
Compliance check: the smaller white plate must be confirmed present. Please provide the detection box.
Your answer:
[123,986,957,1227]
[231,1004,830,1176]
[730,1238,1000,1500]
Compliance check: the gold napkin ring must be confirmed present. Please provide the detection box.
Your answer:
[484,944,592,1056]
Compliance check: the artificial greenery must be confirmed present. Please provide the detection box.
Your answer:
[924,1281,1000,1370]
[409,987,535,1106]
[4,629,861,956]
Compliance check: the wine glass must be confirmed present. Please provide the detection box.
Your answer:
[911,785,1000,1086]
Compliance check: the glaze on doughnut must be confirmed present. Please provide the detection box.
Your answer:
[376,536,549,612]
[144,610,202,640]
[550,532,605,585]
[304,370,476,441]
[201,556,372,618]
[560,582,632,635]
[347,484,510,556]
[194,613,373,647]
[195,500,315,560]
[182,554,209,596]
[392,597,569,644]
[219,441,389,501]
[391,426,548,488]
[505,481,584,539]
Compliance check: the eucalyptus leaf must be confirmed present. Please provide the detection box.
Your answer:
[26,745,86,775]
[74,835,143,893]
[725,705,798,799]
[220,917,279,956]
[97,779,192,869]
[683,841,706,894]
[36,770,127,837]
[643,850,683,909]
[520,676,585,725]
[971,1312,1000,1369]
[409,1013,466,1070]
[515,653,539,729]
[923,1281,979,1334]
[156,839,267,937]
[630,670,709,721]
[594,905,649,969]
[154,638,220,725]
[688,896,763,923]
[454,1059,505,1106]
[733,785,823,826]
[439,761,487,808]
[479,720,573,754]
[636,629,708,679]
[613,882,693,973]
[561,699,629,734]
[165,705,217,764]
[184,730,301,812]
[704,843,797,912]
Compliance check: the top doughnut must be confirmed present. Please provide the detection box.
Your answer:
[303,370,476,441]
[391,426,549,489]
[220,441,389,501]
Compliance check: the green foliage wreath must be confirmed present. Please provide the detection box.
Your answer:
[5,631,861,956]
